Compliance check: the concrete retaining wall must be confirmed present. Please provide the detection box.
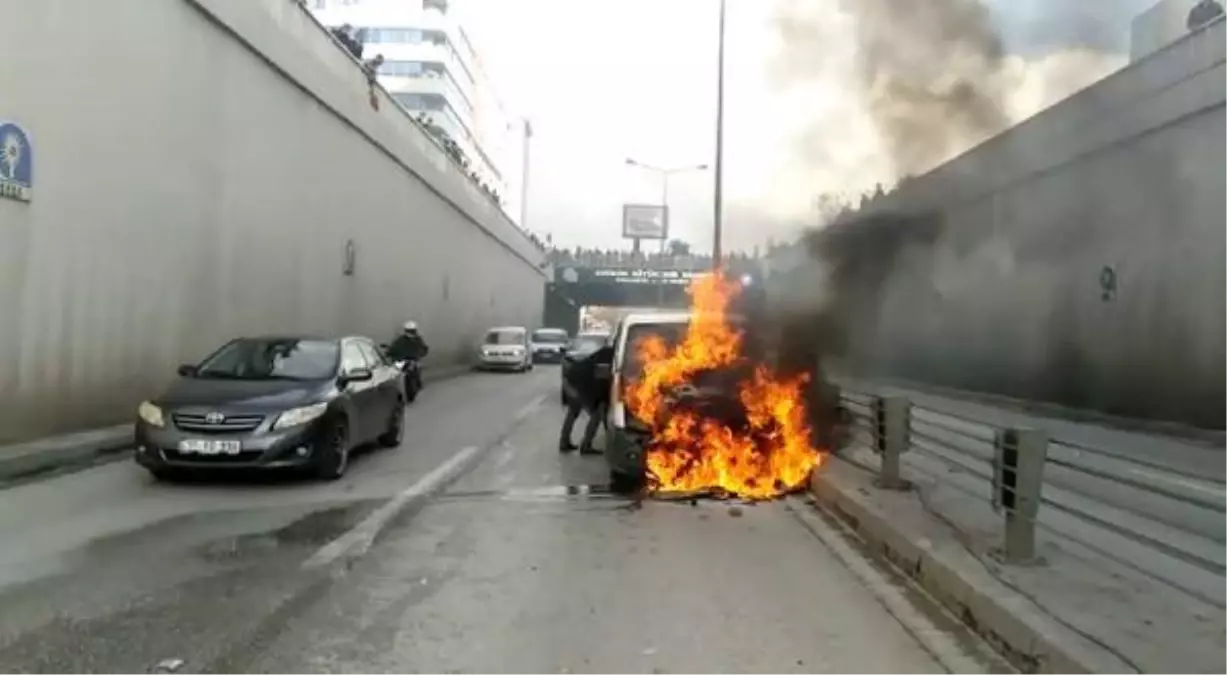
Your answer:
[0,0,547,443]
[794,22,1225,429]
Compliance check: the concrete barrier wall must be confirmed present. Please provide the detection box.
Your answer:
[0,0,547,442]
[817,22,1226,428]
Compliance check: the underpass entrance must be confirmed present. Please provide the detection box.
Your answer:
[541,264,763,334]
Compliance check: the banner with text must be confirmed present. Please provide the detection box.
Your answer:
[558,267,704,286]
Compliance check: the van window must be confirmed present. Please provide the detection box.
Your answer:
[620,323,688,379]
[531,329,568,344]
[485,329,525,345]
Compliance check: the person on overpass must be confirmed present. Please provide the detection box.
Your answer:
[1188,0,1224,31]
[560,345,613,455]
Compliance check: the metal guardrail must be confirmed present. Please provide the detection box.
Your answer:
[841,393,1046,564]
[838,390,1226,606]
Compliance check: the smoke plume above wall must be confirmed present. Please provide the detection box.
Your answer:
[766,0,1128,194]
[758,0,1129,369]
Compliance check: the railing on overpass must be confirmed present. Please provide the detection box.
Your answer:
[836,389,1225,608]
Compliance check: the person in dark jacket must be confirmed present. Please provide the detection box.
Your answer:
[387,321,429,360]
[559,345,613,454]
[386,320,429,390]
[1188,0,1225,31]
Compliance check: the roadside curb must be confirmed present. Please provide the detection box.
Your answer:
[0,424,134,483]
[808,459,1137,674]
[0,364,473,484]
[836,375,1225,447]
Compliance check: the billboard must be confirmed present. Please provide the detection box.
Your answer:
[622,203,668,240]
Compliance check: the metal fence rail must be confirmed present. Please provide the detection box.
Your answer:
[837,390,1226,607]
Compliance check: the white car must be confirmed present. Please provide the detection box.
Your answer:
[475,326,533,372]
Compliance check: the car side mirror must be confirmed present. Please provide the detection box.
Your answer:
[178,364,198,377]
[340,367,373,385]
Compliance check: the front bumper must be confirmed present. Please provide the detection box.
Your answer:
[532,348,564,363]
[604,423,649,477]
[477,353,526,370]
[134,418,327,471]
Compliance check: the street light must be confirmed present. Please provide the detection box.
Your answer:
[624,158,710,251]
[625,158,709,306]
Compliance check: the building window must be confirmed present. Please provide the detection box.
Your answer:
[379,60,425,76]
[363,28,425,44]
[393,92,447,112]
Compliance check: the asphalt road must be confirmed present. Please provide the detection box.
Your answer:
[0,368,1008,673]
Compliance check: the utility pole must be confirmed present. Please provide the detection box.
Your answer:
[519,119,532,230]
[712,0,727,270]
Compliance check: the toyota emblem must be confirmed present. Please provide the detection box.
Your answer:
[205,412,225,424]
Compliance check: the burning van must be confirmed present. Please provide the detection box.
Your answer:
[603,274,825,500]
[603,311,705,492]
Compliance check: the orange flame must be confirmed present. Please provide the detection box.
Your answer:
[623,273,824,500]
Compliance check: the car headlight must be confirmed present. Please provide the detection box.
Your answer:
[273,403,328,430]
[138,401,165,427]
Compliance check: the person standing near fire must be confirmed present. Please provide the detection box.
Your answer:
[559,344,613,454]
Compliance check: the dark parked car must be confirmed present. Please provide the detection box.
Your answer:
[134,336,406,481]
[560,331,610,405]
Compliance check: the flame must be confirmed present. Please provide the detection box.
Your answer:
[623,273,824,500]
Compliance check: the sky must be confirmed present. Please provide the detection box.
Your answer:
[456,0,1146,254]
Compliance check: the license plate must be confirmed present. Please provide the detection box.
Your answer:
[178,439,242,455]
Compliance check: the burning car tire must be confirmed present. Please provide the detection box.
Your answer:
[609,468,644,495]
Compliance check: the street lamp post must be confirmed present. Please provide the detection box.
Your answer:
[625,158,709,305]
[712,0,727,271]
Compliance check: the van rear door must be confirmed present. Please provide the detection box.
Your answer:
[610,320,689,430]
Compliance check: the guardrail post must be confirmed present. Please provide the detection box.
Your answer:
[873,395,911,490]
[993,427,1048,564]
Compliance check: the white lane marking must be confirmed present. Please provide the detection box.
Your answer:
[786,499,1000,674]
[302,391,547,570]
[493,444,516,471]
[492,442,518,488]
[303,445,481,570]
[1126,467,1224,496]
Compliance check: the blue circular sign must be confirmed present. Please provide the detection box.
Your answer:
[0,121,33,202]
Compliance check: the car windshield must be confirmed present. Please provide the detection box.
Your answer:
[531,330,569,344]
[485,329,525,345]
[195,338,339,381]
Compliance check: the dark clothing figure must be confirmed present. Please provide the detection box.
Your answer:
[560,346,613,453]
[560,397,604,454]
[330,25,364,59]
[1189,0,1224,30]
[386,329,428,393]
[364,54,384,85]
[386,332,429,362]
